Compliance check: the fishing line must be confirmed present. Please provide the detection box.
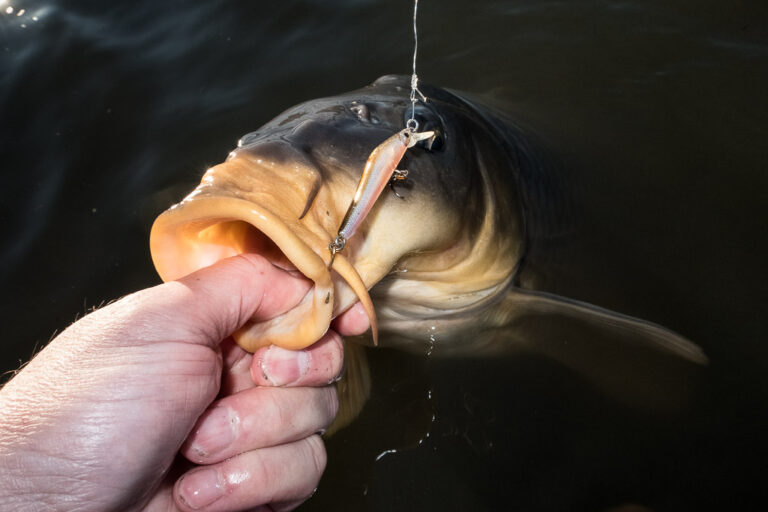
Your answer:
[406,0,426,132]
[328,0,431,269]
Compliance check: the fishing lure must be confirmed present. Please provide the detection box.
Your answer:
[328,127,434,268]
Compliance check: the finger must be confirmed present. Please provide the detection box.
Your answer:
[250,331,344,387]
[219,337,255,396]
[181,386,338,464]
[174,435,326,511]
[136,254,313,348]
[142,482,175,512]
[332,300,371,336]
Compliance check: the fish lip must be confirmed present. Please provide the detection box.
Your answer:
[150,150,380,350]
[150,194,336,351]
[151,196,329,282]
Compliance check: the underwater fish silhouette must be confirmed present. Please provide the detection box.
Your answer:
[150,75,706,427]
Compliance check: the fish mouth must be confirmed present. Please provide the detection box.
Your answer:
[149,154,377,352]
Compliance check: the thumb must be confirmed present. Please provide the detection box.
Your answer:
[139,254,312,348]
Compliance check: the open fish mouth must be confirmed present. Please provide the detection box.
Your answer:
[149,152,377,352]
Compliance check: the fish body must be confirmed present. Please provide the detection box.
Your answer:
[150,75,705,422]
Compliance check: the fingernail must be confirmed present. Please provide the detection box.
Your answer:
[178,468,224,509]
[262,345,311,386]
[188,406,236,461]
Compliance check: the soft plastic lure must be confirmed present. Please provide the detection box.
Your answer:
[328,127,434,268]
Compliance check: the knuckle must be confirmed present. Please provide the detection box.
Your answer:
[324,386,339,422]
[304,435,327,477]
[264,388,291,429]
[234,450,277,501]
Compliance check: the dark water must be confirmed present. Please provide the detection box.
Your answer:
[2,0,767,510]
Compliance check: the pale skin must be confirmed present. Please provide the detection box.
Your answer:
[0,254,370,511]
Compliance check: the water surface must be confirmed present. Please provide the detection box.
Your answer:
[1,0,767,510]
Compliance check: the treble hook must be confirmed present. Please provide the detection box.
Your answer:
[328,235,346,270]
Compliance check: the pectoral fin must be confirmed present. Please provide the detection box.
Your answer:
[503,289,706,361]
[416,288,707,412]
[494,289,707,411]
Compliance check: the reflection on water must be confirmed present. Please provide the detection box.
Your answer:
[2,0,767,509]
[0,0,44,26]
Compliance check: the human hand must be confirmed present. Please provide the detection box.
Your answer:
[0,254,369,511]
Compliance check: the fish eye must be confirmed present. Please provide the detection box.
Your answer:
[404,106,444,152]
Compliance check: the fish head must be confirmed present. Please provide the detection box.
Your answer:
[150,75,523,352]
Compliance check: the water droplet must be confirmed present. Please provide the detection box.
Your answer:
[375,448,398,461]
[426,333,435,356]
